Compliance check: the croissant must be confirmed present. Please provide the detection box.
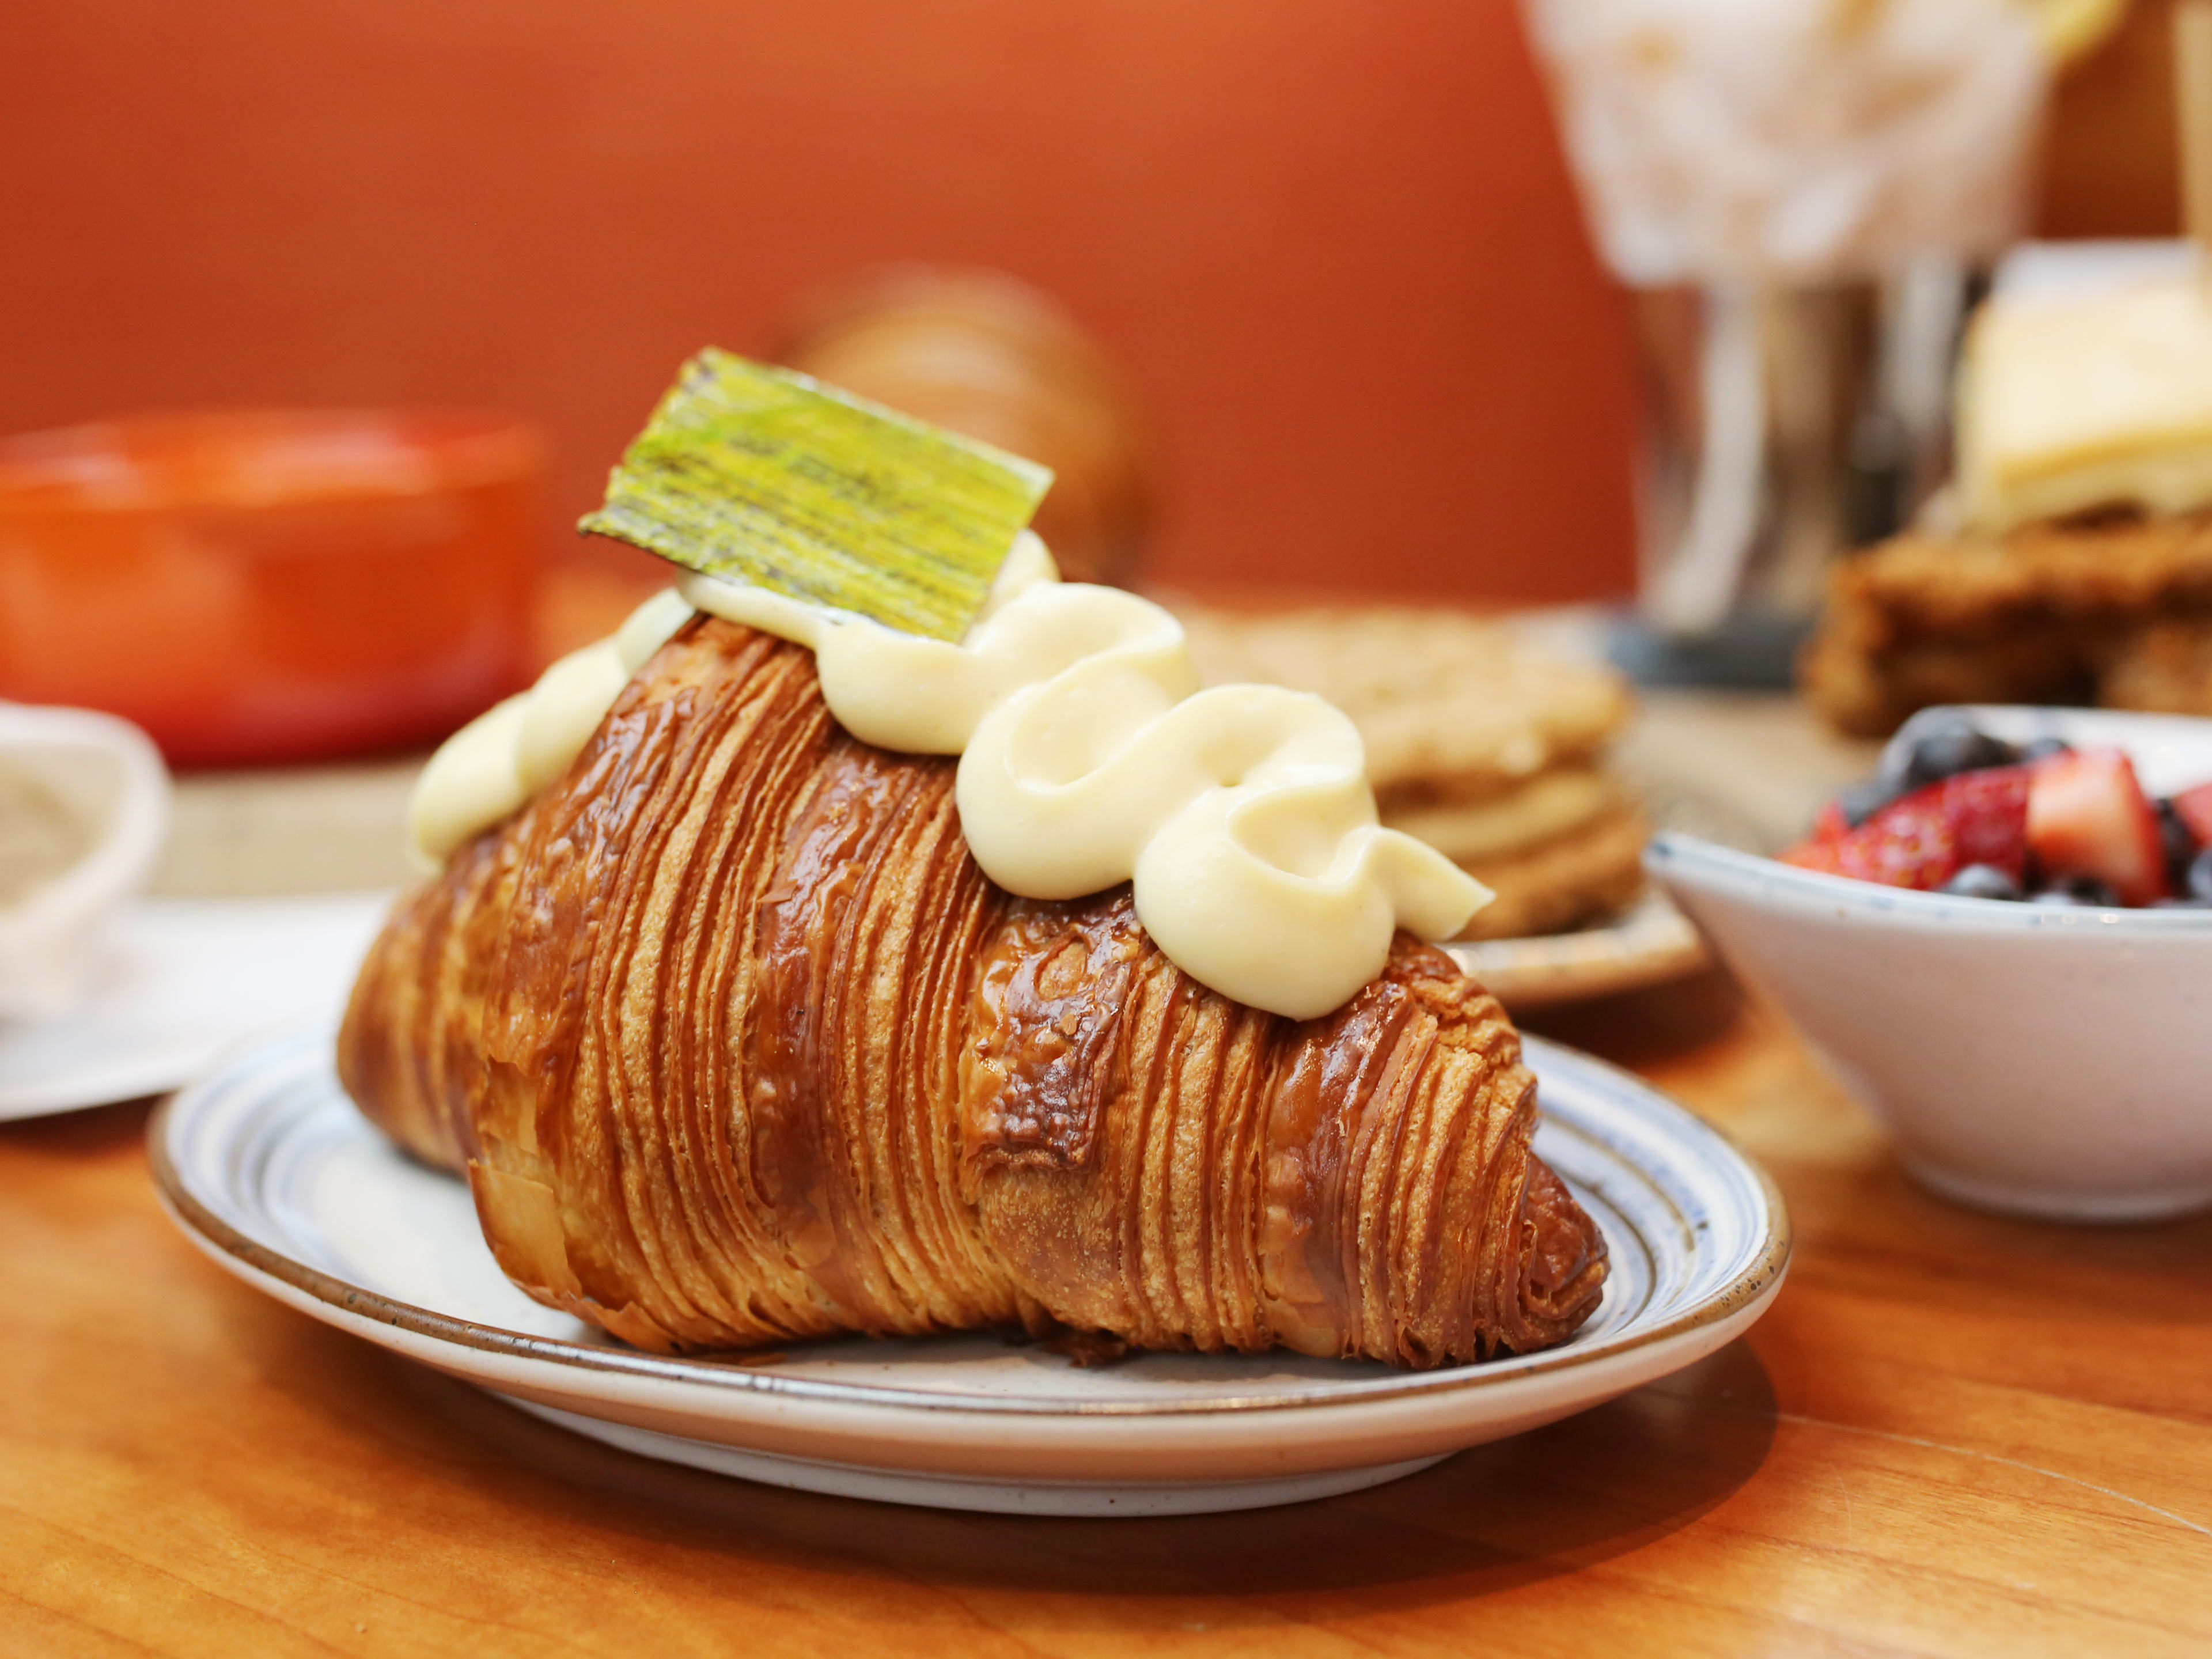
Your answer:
[339,613,1608,1366]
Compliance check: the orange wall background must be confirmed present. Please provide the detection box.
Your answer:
[0,0,1640,607]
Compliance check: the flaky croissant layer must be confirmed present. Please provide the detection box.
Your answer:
[340,616,1607,1366]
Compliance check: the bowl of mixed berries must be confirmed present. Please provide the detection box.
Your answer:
[1781,713,2212,910]
[1646,707,2212,1224]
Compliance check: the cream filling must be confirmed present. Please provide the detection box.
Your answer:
[1957,275,2212,532]
[408,533,1488,1020]
[406,586,696,876]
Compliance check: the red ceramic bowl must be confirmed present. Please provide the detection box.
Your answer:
[0,410,545,766]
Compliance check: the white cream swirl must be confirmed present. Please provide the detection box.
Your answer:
[410,534,1488,1019]
[407,586,695,874]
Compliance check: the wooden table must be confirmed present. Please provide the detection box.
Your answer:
[4,701,2210,1657]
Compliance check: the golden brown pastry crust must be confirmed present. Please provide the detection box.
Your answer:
[339,616,1607,1366]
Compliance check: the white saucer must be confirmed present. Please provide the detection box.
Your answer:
[152,1027,1787,1516]
[0,893,389,1120]
[1448,891,1706,1010]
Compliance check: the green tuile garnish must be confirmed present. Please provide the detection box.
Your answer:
[579,349,1054,642]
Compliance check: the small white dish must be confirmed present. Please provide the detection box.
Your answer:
[1449,891,1706,1009]
[0,703,169,1021]
[0,892,389,1119]
[152,1025,1787,1517]
[1648,705,2212,1224]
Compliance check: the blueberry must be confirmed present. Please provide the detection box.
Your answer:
[1884,722,2022,793]
[2029,876,2123,908]
[2019,736,2074,763]
[1836,778,1902,828]
[1939,863,2022,900]
[2191,847,2212,903]
[1877,718,1969,791]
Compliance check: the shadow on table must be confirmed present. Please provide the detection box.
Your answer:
[0,1095,158,1160]
[1519,965,1747,1074]
[232,1288,1778,1622]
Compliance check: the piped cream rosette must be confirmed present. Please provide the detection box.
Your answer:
[410,535,1488,1021]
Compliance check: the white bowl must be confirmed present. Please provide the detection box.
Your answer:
[0,703,170,1022]
[1646,706,2212,1224]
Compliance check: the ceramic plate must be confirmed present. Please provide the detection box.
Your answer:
[0,892,389,1120]
[152,1025,1787,1517]
[1449,891,1705,1010]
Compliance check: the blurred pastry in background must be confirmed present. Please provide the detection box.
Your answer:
[2103,613,2212,708]
[1171,603,1646,939]
[1801,511,2212,732]
[774,266,1152,588]
[1803,246,2212,734]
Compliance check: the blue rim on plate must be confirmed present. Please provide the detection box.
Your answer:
[150,1022,1789,1419]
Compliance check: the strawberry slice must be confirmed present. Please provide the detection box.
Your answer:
[1783,767,2030,891]
[1808,800,1851,844]
[2172,779,2212,850]
[2025,748,2170,906]
[1942,765,2036,876]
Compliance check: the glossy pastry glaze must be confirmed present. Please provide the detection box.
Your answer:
[408,534,1487,1020]
[343,616,1607,1364]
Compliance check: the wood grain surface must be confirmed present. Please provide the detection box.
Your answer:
[3,970,2207,1657]
[4,696,2210,1657]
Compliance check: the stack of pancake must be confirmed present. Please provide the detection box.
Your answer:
[1171,603,1646,940]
